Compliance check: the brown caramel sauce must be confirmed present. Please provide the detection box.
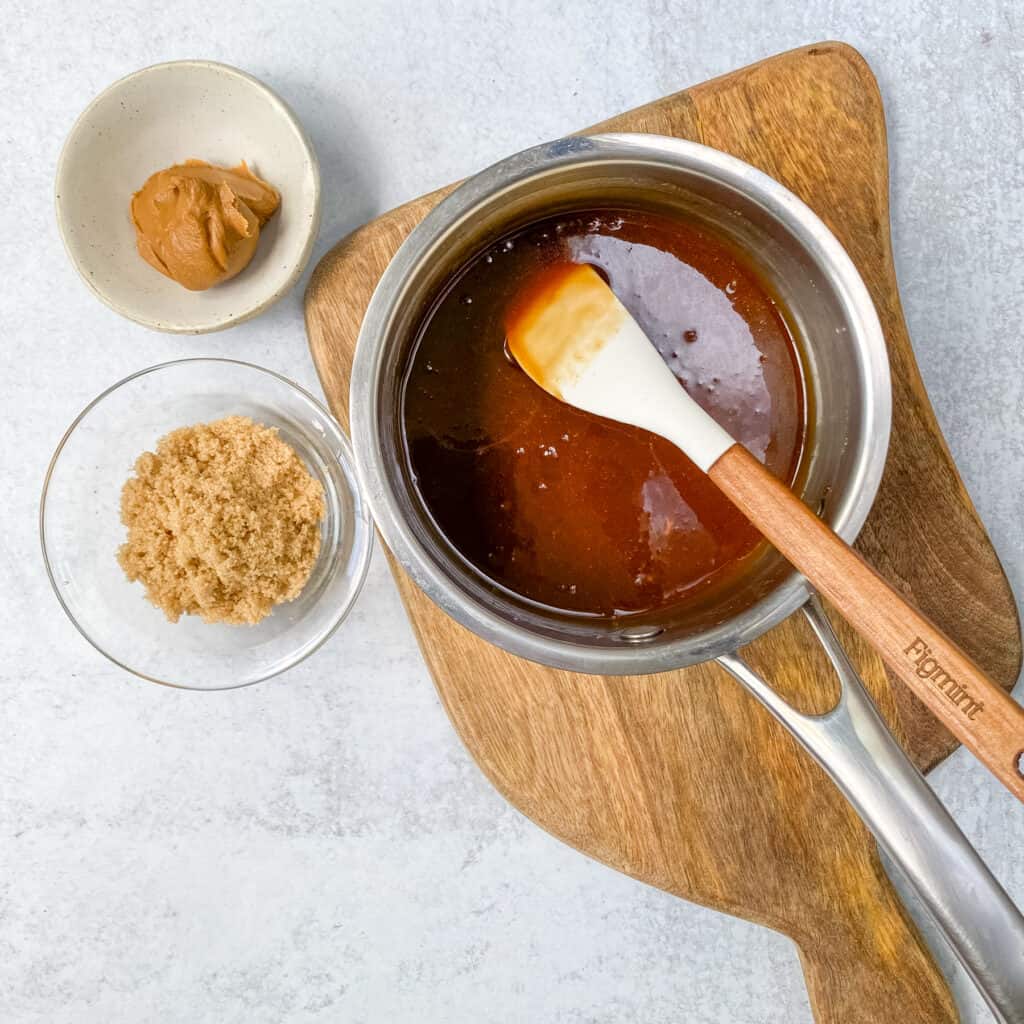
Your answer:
[401,208,808,617]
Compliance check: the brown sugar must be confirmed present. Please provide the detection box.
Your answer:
[118,416,325,625]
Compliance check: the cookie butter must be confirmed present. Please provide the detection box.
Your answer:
[130,160,280,291]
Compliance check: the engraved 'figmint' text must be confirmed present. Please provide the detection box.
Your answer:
[904,637,983,720]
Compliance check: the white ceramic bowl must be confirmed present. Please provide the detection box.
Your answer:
[55,61,321,333]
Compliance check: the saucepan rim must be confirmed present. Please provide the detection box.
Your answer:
[350,132,892,673]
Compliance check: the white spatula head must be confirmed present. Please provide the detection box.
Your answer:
[505,263,735,472]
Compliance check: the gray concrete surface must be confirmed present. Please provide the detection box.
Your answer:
[1,2,1021,1021]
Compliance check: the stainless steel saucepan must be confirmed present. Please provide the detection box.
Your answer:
[350,134,1024,1021]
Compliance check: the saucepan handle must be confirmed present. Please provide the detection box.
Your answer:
[716,595,1024,1024]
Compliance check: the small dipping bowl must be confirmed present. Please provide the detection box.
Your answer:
[40,359,372,690]
[55,60,320,333]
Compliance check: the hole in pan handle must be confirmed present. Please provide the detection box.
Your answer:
[716,594,1024,1024]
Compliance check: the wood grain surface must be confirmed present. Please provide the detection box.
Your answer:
[305,43,1022,1024]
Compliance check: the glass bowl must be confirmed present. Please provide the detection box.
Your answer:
[40,358,372,689]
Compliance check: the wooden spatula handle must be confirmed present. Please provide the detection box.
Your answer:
[709,443,1024,802]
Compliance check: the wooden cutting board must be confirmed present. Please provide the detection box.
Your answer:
[305,43,1021,1024]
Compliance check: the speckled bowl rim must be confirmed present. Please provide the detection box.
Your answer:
[54,60,322,334]
[39,358,374,690]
